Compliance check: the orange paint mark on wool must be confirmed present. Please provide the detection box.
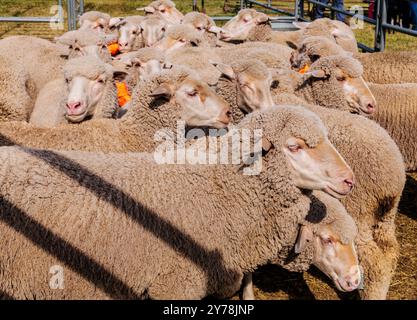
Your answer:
[116,82,131,107]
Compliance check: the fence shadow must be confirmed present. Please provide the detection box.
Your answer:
[0,134,239,299]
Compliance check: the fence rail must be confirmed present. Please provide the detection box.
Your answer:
[0,0,84,31]
[243,0,417,52]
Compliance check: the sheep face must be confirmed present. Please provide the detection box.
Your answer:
[183,13,221,35]
[296,224,361,292]
[117,21,142,53]
[64,69,124,123]
[282,137,355,198]
[153,32,200,54]
[216,62,276,113]
[307,60,377,115]
[150,76,231,129]
[143,1,184,25]
[79,17,110,33]
[140,17,167,47]
[115,54,163,81]
[219,9,269,42]
[290,37,347,70]
[67,41,112,62]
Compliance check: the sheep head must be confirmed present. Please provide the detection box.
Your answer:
[148,69,231,129]
[238,105,355,198]
[79,11,111,33]
[153,25,204,54]
[63,56,127,123]
[55,30,113,62]
[219,9,270,42]
[305,55,377,115]
[294,192,361,292]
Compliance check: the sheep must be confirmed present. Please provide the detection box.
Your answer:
[137,0,184,25]
[111,16,146,53]
[113,48,165,89]
[29,56,126,128]
[0,36,67,122]
[0,68,231,153]
[290,36,348,71]
[294,18,358,53]
[0,31,115,122]
[182,12,221,47]
[290,35,417,84]
[215,42,293,69]
[242,191,360,299]
[78,11,111,33]
[55,30,114,63]
[356,51,417,84]
[0,105,359,299]
[274,55,378,115]
[140,16,168,47]
[368,82,417,172]
[215,62,405,299]
[153,24,207,54]
[219,10,357,52]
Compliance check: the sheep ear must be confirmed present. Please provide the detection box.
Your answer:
[109,17,122,28]
[262,137,273,153]
[305,69,327,79]
[150,83,175,99]
[208,26,223,34]
[111,18,126,30]
[142,6,156,14]
[295,225,313,254]
[113,70,129,82]
[214,63,236,81]
[286,40,298,50]
[293,21,310,30]
[255,13,269,24]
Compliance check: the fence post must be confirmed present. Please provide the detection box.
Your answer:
[299,0,305,19]
[374,0,386,51]
[67,0,75,30]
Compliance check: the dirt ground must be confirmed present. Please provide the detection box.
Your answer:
[233,173,417,300]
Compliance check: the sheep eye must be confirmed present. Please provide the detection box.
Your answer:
[97,78,105,84]
[179,38,186,43]
[132,31,137,35]
[271,80,279,89]
[65,78,70,84]
[160,9,166,13]
[336,75,346,81]
[321,237,333,245]
[74,47,81,51]
[288,144,301,152]
[162,27,166,32]
[187,91,198,97]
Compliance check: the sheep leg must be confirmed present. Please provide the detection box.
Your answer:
[241,272,255,300]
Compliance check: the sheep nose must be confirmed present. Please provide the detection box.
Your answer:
[366,102,376,114]
[118,41,128,48]
[218,108,231,125]
[66,102,81,111]
[343,269,361,291]
[344,178,355,190]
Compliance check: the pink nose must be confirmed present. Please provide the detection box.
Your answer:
[118,41,128,48]
[66,102,81,113]
[344,178,355,190]
[366,102,376,114]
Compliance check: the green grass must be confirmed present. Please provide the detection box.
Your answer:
[0,0,416,51]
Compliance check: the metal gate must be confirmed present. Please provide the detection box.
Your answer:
[0,0,84,32]
[242,0,417,52]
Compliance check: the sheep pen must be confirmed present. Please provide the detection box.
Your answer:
[0,0,416,302]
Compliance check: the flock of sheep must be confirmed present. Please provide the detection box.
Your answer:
[0,0,415,300]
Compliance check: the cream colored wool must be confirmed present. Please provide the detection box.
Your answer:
[0,105,350,299]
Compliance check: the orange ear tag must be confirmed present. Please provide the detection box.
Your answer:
[299,64,310,74]
[108,43,120,56]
